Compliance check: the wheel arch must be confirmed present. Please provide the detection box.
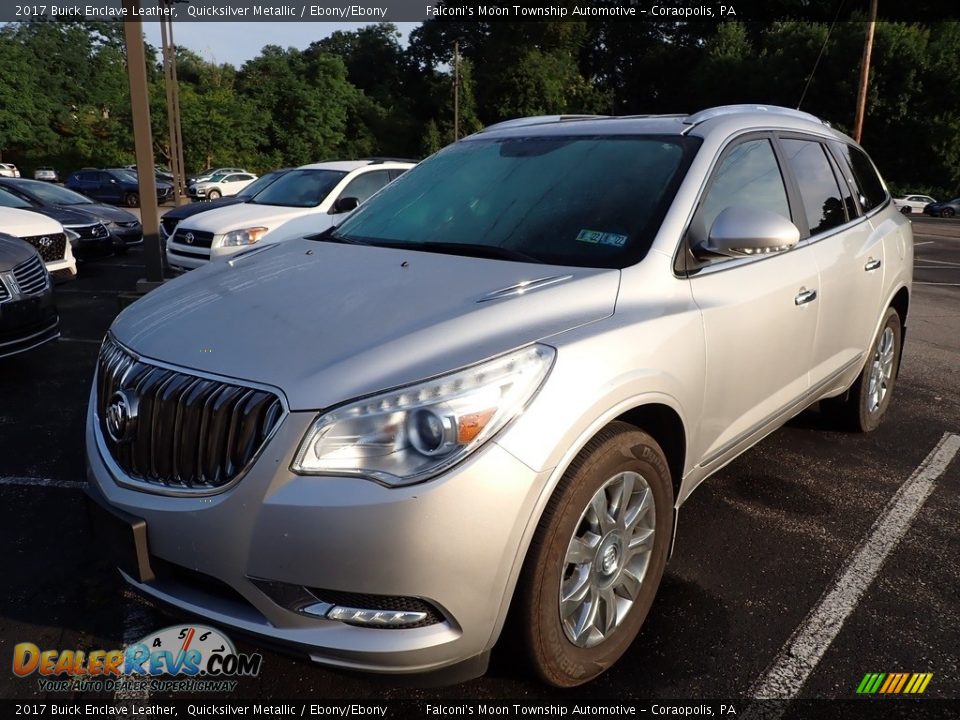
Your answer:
[889,285,910,377]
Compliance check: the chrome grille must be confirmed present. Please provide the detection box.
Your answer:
[116,221,140,229]
[21,233,66,262]
[173,228,214,248]
[95,337,285,493]
[12,254,48,296]
[0,281,9,303]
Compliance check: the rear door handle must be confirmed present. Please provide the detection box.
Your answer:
[864,258,882,271]
[795,288,818,306]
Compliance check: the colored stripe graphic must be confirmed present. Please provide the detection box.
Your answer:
[857,672,932,694]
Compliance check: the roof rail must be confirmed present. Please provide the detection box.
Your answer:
[478,115,608,133]
[683,105,827,130]
[358,157,418,164]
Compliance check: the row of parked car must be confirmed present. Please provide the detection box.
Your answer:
[0,175,146,356]
[893,193,959,217]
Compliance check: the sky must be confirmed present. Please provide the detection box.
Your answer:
[141,22,421,67]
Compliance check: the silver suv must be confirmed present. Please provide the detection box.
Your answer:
[86,106,912,686]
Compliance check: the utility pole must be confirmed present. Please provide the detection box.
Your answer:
[159,17,182,205]
[453,40,460,141]
[121,0,163,289]
[853,0,878,143]
[160,1,187,204]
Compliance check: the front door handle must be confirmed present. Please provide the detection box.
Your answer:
[795,288,818,306]
[864,258,882,271]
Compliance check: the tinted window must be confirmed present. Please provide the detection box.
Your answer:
[334,135,699,269]
[830,142,887,212]
[781,138,847,235]
[251,169,347,208]
[0,187,33,208]
[77,171,97,182]
[338,170,390,205]
[694,138,791,246]
[222,174,242,183]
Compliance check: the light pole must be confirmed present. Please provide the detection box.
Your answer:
[853,0,879,143]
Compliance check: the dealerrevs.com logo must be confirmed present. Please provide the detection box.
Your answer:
[13,625,262,693]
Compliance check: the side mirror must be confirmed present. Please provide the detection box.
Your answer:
[697,206,800,259]
[331,196,360,215]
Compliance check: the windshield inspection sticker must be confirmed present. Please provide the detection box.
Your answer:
[576,229,628,247]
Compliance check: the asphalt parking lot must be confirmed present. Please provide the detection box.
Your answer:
[0,215,957,702]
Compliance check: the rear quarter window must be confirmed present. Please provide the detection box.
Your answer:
[830,142,888,212]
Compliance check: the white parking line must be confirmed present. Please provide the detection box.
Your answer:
[0,476,86,490]
[749,432,960,701]
[916,258,960,267]
[58,336,103,344]
[914,241,934,246]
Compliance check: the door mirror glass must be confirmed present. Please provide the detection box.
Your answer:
[698,206,799,258]
[331,196,360,214]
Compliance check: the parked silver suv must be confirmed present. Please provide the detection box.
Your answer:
[86,106,912,686]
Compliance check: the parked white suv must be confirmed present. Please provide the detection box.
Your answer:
[0,207,77,279]
[88,107,910,687]
[187,172,258,201]
[0,163,20,178]
[166,159,413,270]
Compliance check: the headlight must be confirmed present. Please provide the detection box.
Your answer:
[291,344,556,486]
[219,226,269,247]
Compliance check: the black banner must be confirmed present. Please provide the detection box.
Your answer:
[3,0,960,24]
[1,699,958,719]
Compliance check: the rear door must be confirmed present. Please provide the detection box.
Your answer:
[787,136,886,389]
[685,134,820,470]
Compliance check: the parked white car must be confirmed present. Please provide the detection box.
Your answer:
[0,207,77,279]
[0,163,20,178]
[187,172,258,201]
[167,160,413,270]
[33,167,59,182]
[893,194,936,214]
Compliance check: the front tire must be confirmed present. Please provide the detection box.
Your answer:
[516,422,673,687]
[207,189,221,200]
[822,307,902,432]
[124,192,139,208]
[942,207,956,218]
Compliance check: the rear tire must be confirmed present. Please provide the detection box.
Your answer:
[515,422,673,687]
[821,307,902,432]
[124,192,139,208]
[899,206,911,215]
[942,207,956,218]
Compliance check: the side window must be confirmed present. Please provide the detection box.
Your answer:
[77,171,96,182]
[97,172,112,184]
[780,138,847,236]
[388,168,409,181]
[691,138,791,248]
[222,174,242,183]
[829,142,887,212]
[338,170,390,205]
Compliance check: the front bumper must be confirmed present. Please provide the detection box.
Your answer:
[0,292,59,358]
[165,241,244,270]
[85,399,549,677]
[109,223,143,246]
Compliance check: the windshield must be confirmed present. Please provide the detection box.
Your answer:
[251,169,347,208]
[109,169,139,183]
[237,171,286,199]
[333,135,699,268]
[13,179,92,205]
[0,187,35,209]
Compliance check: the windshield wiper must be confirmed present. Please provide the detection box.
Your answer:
[364,240,539,263]
[304,227,368,245]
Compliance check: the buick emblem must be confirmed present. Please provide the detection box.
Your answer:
[105,389,138,444]
[39,236,52,248]
[185,232,195,244]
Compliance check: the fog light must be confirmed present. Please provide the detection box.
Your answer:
[326,605,428,627]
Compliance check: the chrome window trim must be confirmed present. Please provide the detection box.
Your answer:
[93,333,291,498]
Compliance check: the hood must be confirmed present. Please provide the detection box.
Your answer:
[111,239,619,410]
[75,203,140,224]
[177,202,310,234]
[163,197,244,223]
[0,207,63,237]
[27,206,99,227]
[0,233,38,271]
